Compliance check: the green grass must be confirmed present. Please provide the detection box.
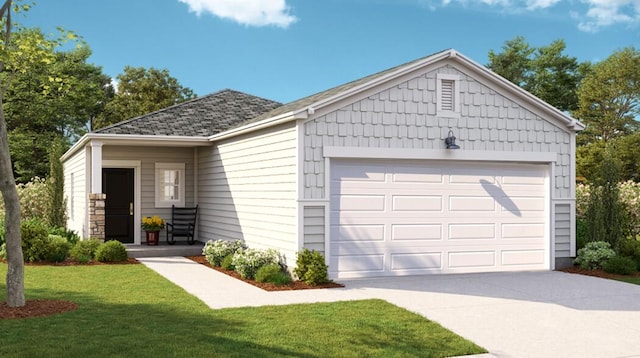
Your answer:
[0,264,485,357]
[614,276,640,285]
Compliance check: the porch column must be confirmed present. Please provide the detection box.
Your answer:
[89,141,105,241]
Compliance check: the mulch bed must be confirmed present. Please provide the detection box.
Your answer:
[186,255,344,291]
[0,300,78,319]
[560,265,640,279]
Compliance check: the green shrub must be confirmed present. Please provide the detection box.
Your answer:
[232,248,281,279]
[95,240,128,262]
[221,254,235,270]
[49,226,80,246]
[294,249,329,286]
[603,255,637,275]
[574,241,616,270]
[202,239,246,266]
[70,239,102,262]
[0,218,5,246]
[0,243,6,260]
[618,238,640,258]
[255,264,292,285]
[21,218,51,262]
[576,219,587,251]
[46,235,71,262]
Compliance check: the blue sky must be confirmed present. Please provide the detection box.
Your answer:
[21,0,638,103]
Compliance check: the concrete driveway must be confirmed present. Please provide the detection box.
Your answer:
[140,257,640,358]
[339,271,640,358]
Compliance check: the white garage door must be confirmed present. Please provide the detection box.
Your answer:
[330,159,549,278]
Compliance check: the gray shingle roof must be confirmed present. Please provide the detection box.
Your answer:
[96,89,282,137]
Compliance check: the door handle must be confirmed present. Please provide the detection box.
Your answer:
[129,202,133,216]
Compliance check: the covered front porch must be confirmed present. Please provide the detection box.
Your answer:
[126,240,205,258]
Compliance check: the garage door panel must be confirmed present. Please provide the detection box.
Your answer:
[449,196,495,211]
[448,224,495,240]
[392,195,442,211]
[501,249,545,266]
[330,160,549,278]
[335,195,385,211]
[391,252,442,270]
[448,251,496,268]
[502,223,545,239]
[391,224,442,241]
[332,224,385,242]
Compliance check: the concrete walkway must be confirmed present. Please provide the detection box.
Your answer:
[139,256,640,358]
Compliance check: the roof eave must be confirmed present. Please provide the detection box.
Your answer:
[61,134,210,161]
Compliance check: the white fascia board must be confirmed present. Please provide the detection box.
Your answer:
[208,112,297,142]
[61,133,210,162]
[452,51,585,132]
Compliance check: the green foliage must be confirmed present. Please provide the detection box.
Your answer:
[16,176,50,222]
[94,240,128,262]
[0,218,4,246]
[20,218,51,262]
[603,255,637,275]
[294,249,329,286]
[220,254,234,270]
[94,66,196,129]
[2,28,110,181]
[47,137,66,227]
[576,218,587,251]
[575,47,640,143]
[255,264,292,285]
[574,241,616,270]
[46,235,71,262]
[584,150,628,250]
[70,238,102,262]
[0,243,6,260]
[49,226,80,246]
[488,36,587,112]
[231,248,281,279]
[202,239,246,266]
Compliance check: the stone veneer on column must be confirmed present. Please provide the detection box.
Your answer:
[88,193,105,241]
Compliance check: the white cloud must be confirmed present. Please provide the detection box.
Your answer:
[434,0,639,31]
[178,0,297,28]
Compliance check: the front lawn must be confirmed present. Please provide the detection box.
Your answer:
[0,263,485,357]
[615,276,640,285]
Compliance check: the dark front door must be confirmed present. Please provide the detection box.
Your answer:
[103,168,134,243]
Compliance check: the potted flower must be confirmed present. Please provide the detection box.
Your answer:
[142,215,165,246]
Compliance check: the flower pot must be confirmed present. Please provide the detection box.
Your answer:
[146,231,160,246]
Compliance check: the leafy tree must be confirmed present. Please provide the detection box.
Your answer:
[584,149,628,251]
[2,29,112,181]
[47,137,65,227]
[574,47,640,143]
[488,36,588,112]
[94,66,196,129]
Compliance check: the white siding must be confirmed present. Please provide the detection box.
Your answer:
[63,148,87,238]
[103,146,196,240]
[199,122,298,264]
[303,206,325,254]
[554,203,572,258]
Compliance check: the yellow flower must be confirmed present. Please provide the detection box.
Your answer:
[141,215,165,231]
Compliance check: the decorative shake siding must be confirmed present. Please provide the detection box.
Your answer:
[554,203,572,258]
[63,148,87,238]
[198,122,298,264]
[302,64,572,200]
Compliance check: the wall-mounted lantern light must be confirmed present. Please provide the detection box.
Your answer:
[445,130,460,149]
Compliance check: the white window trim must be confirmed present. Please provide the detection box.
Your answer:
[155,162,185,208]
[437,73,460,118]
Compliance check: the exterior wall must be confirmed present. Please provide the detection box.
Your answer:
[102,146,196,241]
[554,203,572,258]
[198,122,298,265]
[63,148,87,238]
[301,63,576,264]
[303,206,325,254]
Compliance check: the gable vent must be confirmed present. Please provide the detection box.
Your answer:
[440,79,455,111]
